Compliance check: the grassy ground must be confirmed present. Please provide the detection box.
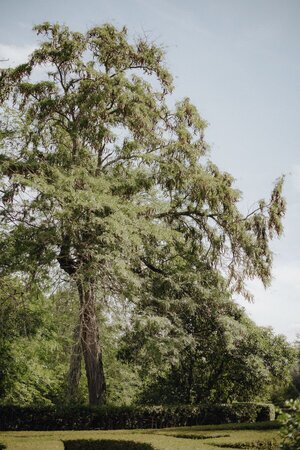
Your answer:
[0,422,281,450]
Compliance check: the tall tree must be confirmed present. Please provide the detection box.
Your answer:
[0,22,285,405]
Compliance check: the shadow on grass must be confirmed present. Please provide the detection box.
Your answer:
[64,440,154,450]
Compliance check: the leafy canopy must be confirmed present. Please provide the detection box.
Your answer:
[0,22,285,303]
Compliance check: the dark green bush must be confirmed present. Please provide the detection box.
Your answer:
[278,399,300,450]
[0,403,275,431]
[64,440,153,450]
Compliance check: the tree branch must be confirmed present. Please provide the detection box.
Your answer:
[57,235,78,275]
[140,257,167,275]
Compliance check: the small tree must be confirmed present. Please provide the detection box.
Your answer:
[0,22,285,405]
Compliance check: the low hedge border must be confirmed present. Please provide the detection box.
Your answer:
[0,403,275,431]
[64,440,154,450]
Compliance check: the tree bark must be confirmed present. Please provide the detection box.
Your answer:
[66,321,83,404]
[77,280,106,406]
[186,356,195,404]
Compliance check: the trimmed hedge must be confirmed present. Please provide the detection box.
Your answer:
[0,403,275,431]
[64,441,153,450]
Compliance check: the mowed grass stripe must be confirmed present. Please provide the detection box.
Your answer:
[0,425,281,450]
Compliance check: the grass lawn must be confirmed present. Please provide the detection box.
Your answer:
[0,422,281,450]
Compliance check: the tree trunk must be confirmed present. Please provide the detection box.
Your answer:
[186,356,195,404]
[77,280,106,406]
[66,321,82,404]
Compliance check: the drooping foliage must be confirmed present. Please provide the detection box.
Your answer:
[0,22,286,405]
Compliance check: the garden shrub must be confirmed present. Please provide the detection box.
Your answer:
[0,403,275,431]
[64,441,153,450]
[278,398,300,450]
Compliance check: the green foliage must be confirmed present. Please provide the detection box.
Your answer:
[0,22,288,406]
[121,293,295,405]
[0,403,275,431]
[271,336,300,406]
[102,316,142,406]
[0,279,81,406]
[167,422,281,430]
[0,21,286,307]
[64,441,153,450]
[278,399,300,450]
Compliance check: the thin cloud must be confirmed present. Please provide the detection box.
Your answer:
[133,0,214,39]
[0,43,35,67]
[241,262,300,341]
[292,164,300,193]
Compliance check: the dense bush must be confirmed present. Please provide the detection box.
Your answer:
[64,441,153,450]
[278,399,300,450]
[0,403,275,431]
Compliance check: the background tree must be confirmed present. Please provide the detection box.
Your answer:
[290,336,300,397]
[271,335,300,406]
[278,398,300,450]
[121,284,296,405]
[0,277,71,405]
[0,22,285,406]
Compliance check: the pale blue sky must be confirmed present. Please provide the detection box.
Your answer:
[1,0,300,340]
